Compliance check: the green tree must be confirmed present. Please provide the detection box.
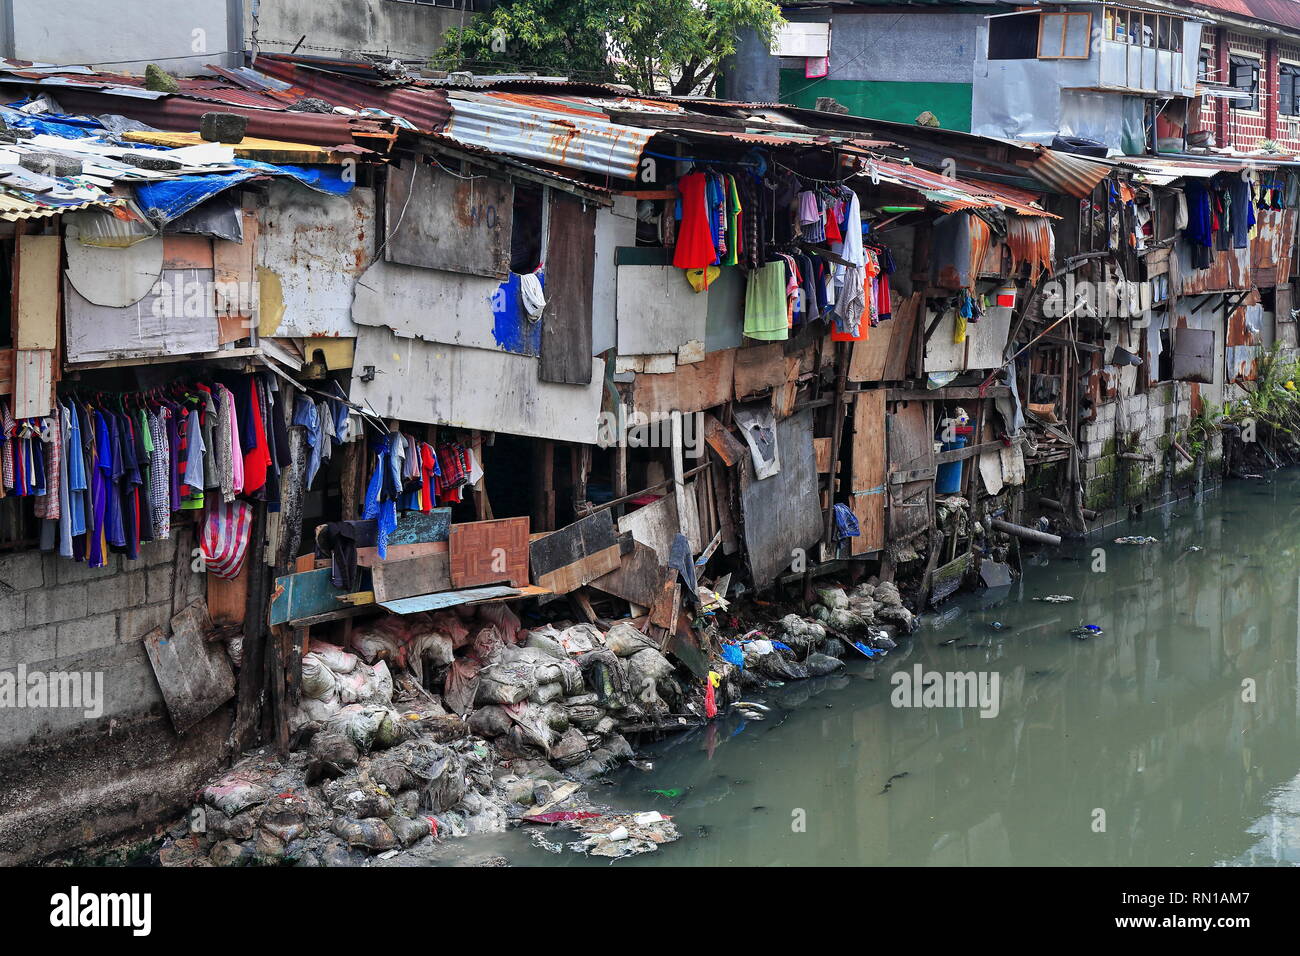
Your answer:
[436,0,782,96]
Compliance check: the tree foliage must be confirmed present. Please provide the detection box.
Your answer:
[436,0,782,96]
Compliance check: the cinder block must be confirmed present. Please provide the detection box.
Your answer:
[147,566,175,604]
[118,603,171,644]
[138,536,179,568]
[0,625,56,669]
[0,592,25,635]
[56,613,119,659]
[26,584,88,627]
[0,552,45,592]
[54,554,120,585]
[87,573,147,613]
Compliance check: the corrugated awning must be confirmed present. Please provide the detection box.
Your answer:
[443,91,656,180]
[0,191,121,221]
[1024,148,1111,198]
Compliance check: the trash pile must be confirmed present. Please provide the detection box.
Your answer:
[159,575,915,866]
[724,582,912,680]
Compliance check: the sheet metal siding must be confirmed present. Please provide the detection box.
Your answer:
[443,96,654,179]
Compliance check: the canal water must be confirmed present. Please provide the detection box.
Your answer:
[485,471,1300,866]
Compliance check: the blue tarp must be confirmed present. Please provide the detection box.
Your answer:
[0,98,356,224]
[133,160,355,223]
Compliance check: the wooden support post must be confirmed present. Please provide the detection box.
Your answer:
[671,410,690,541]
[231,500,269,753]
[820,342,850,551]
[533,440,555,532]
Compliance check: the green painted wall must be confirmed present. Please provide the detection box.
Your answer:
[778,71,973,133]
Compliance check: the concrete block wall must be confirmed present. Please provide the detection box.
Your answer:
[1080,383,1219,511]
[0,535,230,864]
[0,534,209,751]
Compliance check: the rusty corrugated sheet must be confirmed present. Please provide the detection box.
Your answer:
[0,191,120,222]
[250,56,454,132]
[1025,149,1111,199]
[1180,246,1252,293]
[46,87,389,149]
[443,92,654,179]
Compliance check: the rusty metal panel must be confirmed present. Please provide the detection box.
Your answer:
[738,408,822,589]
[1227,344,1260,381]
[1171,328,1215,384]
[449,517,531,588]
[258,182,373,338]
[443,92,655,179]
[384,161,512,278]
[64,269,219,364]
[541,190,596,384]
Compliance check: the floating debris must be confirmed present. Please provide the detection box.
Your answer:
[1034,594,1075,604]
[1115,536,1159,545]
[568,810,679,859]
[1070,624,1104,639]
[879,771,910,794]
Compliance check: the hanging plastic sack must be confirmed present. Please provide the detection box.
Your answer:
[201,499,253,579]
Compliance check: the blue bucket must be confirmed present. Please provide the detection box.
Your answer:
[936,437,968,493]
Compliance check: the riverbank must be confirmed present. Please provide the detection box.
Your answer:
[73,464,1294,868]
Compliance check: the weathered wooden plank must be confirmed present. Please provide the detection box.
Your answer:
[529,510,620,594]
[15,235,59,350]
[541,191,596,384]
[143,601,236,734]
[207,561,249,626]
[850,291,922,382]
[887,400,934,542]
[850,389,887,555]
[269,566,374,626]
[12,348,53,419]
[630,349,736,416]
[214,210,257,345]
[371,552,453,603]
[590,539,664,606]
[702,412,746,467]
[733,341,788,399]
[384,161,511,278]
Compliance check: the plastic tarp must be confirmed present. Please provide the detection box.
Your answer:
[133,159,355,224]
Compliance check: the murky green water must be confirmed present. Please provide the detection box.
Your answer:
[488,472,1300,866]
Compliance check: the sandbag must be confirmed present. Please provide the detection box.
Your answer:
[300,653,339,700]
[604,621,656,658]
[804,652,845,677]
[323,704,389,751]
[815,586,849,610]
[386,814,433,847]
[310,643,359,674]
[203,768,272,817]
[468,704,513,738]
[332,817,397,852]
[523,626,568,660]
[475,661,537,705]
[557,623,604,654]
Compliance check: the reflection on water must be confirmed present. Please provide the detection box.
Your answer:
[494,473,1300,866]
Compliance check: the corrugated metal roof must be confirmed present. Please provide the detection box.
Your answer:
[1025,149,1111,198]
[443,91,655,179]
[1170,0,1300,30]
[0,191,120,221]
[249,56,455,132]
